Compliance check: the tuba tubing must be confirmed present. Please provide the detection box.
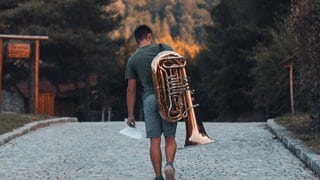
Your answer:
[151,51,214,147]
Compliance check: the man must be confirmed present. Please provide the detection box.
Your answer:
[125,24,177,180]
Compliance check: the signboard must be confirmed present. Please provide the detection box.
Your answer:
[7,42,31,59]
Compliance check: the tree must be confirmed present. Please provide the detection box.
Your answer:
[251,20,296,117]
[111,0,215,58]
[195,0,291,121]
[288,0,320,114]
[0,0,122,120]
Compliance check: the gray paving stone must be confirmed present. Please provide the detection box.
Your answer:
[267,119,320,177]
[0,122,318,180]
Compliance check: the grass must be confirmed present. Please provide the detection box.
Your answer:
[275,113,320,154]
[0,113,54,135]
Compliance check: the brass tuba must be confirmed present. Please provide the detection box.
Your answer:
[151,50,214,147]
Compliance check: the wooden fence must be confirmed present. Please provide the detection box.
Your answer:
[38,93,55,116]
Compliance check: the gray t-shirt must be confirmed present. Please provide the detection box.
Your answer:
[125,43,172,99]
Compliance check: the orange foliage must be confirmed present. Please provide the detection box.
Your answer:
[156,35,202,59]
[110,0,213,59]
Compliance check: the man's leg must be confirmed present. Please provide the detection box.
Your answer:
[164,136,176,180]
[164,136,176,163]
[144,95,165,179]
[150,137,162,177]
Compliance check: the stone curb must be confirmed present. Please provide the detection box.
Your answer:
[267,118,320,175]
[0,117,78,147]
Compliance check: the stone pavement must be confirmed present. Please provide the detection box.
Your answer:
[0,121,319,180]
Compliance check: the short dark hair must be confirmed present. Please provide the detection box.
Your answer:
[134,24,152,43]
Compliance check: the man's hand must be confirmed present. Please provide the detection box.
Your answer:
[127,117,135,127]
[126,79,137,128]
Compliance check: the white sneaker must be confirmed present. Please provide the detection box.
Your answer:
[164,163,175,180]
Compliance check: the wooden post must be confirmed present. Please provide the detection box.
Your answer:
[34,40,40,114]
[0,38,3,112]
[0,35,48,114]
[280,57,295,115]
[289,63,295,115]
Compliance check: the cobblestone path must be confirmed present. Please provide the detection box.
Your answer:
[0,122,318,180]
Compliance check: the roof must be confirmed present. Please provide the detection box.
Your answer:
[17,74,97,98]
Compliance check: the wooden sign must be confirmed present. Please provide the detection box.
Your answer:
[7,42,31,59]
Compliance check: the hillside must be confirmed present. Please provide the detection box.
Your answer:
[111,0,217,58]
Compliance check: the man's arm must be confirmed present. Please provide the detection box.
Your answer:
[126,79,137,125]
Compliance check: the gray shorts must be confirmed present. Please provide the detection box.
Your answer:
[143,94,177,138]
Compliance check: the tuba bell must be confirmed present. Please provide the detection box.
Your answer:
[151,50,214,147]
